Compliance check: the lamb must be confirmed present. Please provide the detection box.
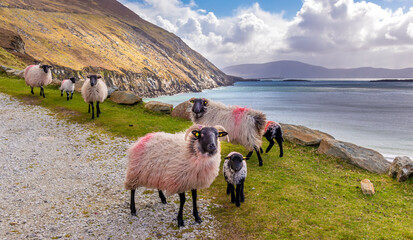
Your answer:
[190,98,267,166]
[223,152,248,207]
[81,74,108,119]
[60,77,77,101]
[24,64,52,98]
[262,121,284,157]
[125,124,228,228]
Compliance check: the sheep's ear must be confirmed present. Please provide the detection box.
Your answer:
[189,97,195,103]
[97,75,102,79]
[224,156,231,160]
[218,131,228,137]
[86,75,91,78]
[191,130,200,139]
[243,157,249,160]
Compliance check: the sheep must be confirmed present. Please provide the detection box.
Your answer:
[262,121,284,157]
[223,152,248,207]
[60,77,77,101]
[24,64,52,98]
[81,74,108,119]
[124,124,228,228]
[190,98,267,166]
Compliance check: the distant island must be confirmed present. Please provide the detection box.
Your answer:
[370,79,413,82]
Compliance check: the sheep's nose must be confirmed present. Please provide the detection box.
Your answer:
[207,144,216,151]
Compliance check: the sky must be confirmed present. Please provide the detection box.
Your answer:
[119,0,413,69]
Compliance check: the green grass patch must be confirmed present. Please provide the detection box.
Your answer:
[0,47,26,70]
[1,74,412,239]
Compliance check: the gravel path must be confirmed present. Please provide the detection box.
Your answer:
[0,93,218,239]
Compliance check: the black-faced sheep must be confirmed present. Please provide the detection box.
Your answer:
[60,77,77,101]
[190,98,267,166]
[124,125,228,228]
[223,152,248,207]
[24,64,52,98]
[81,75,108,119]
[262,121,284,157]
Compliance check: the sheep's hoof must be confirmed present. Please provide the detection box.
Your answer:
[236,202,241,207]
[195,216,202,224]
[161,199,167,204]
[259,162,263,167]
[131,211,136,216]
[177,218,184,228]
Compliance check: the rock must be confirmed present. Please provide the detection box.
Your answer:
[388,156,413,182]
[107,86,119,97]
[51,79,61,86]
[14,70,24,78]
[171,101,192,120]
[110,91,142,105]
[360,179,375,195]
[144,101,173,114]
[74,80,84,92]
[280,123,334,146]
[0,65,7,73]
[318,138,390,174]
[6,69,16,76]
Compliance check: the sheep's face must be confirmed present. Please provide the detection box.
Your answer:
[40,65,52,74]
[225,153,248,172]
[87,75,101,87]
[69,77,76,83]
[190,98,208,119]
[192,127,227,156]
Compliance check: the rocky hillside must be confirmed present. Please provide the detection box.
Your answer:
[0,0,234,97]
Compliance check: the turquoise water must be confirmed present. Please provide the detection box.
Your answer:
[146,80,413,160]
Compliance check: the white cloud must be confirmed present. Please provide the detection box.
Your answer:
[120,0,413,69]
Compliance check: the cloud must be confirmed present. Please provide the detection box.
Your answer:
[120,0,413,69]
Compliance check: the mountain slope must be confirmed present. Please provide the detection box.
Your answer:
[0,0,233,97]
[223,60,413,79]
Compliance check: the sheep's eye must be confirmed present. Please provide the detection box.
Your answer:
[203,101,207,105]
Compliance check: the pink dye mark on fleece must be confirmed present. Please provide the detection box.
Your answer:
[232,107,248,140]
[24,65,35,79]
[61,79,67,85]
[265,121,275,132]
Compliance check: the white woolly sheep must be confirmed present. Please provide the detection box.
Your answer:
[24,64,52,98]
[81,74,108,119]
[60,77,77,101]
[223,152,248,207]
[124,124,228,228]
[262,121,284,157]
[190,98,267,166]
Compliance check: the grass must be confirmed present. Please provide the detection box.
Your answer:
[1,74,412,239]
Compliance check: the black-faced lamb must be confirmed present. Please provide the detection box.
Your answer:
[190,98,267,166]
[124,125,228,228]
[60,77,77,101]
[223,152,248,207]
[24,64,52,98]
[81,75,108,119]
[262,121,284,157]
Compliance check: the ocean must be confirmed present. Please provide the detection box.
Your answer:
[145,80,413,161]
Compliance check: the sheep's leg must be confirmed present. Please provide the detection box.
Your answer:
[91,102,95,119]
[96,102,100,117]
[30,87,34,95]
[265,139,275,153]
[40,86,45,98]
[61,90,63,96]
[130,189,136,216]
[240,180,245,202]
[177,192,186,227]
[226,183,231,195]
[229,184,235,203]
[246,151,253,159]
[158,190,167,204]
[260,147,263,154]
[276,137,284,157]
[66,91,69,101]
[191,189,202,223]
[88,103,91,113]
[70,91,73,99]
[235,183,242,207]
[254,146,263,166]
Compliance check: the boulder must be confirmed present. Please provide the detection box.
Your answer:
[51,79,61,86]
[360,179,375,195]
[144,101,173,114]
[171,101,192,120]
[6,69,16,76]
[0,65,7,73]
[74,80,85,92]
[388,156,413,182]
[110,91,142,105]
[14,70,24,78]
[107,86,119,97]
[318,138,390,174]
[280,123,334,146]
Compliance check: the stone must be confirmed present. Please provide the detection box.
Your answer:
[14,70,24,78]
[51,79,61,86]
[280,123,334,146]
[74,80,84,92]
[388,156,413,182]
[360,179,375,195]
[317,138,390,174]
[107,86,119,97]
[110,91,142,105]
[171,101,192,120]
[6,69,16,76]
[144,101,173,114]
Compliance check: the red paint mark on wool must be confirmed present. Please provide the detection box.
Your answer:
[61,79,67,85]
[24,65,35,79]
[232,107,248,139]
[130,133,155,156]
[265,121,275,132]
